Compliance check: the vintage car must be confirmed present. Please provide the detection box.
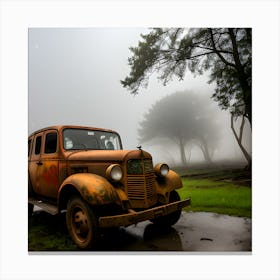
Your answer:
[28,125,191,249]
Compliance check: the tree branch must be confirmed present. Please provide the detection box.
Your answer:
[228,28,244,72]
[195,45,234,55]
[231,114,251,165]
[239,115,245,143]
[208,28,236,68]
[187,51,216,59]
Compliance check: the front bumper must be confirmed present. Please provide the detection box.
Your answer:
[98,197,191,228]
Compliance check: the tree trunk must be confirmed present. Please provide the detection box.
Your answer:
[228,28,252,126]
[201,143,213,164]
[179,138,187,165]
[231,114,251,166]
[196,138,213,164]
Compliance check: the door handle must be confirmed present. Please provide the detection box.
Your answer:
[36,161,43,166]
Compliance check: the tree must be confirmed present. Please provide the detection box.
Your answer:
[121,28,252,165]
[138,91,221,165]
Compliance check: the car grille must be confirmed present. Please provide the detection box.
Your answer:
[127,158,154,174]
[143,159,153,173]
[127,173,155,200]
[126,159,157,207]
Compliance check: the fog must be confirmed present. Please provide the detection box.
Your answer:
[28,28,251,166]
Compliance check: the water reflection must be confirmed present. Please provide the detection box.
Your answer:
[142,223,183,251]
[99,222,183,251]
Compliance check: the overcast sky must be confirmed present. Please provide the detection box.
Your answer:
[28,28,250,163]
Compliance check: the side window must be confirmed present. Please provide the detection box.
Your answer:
[44,132,57,154]
[28,139,32,156]
[34,136,42,155]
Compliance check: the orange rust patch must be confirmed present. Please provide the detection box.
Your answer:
[42,165,58,186]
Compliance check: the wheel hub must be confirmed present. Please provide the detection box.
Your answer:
[73,209,89,238]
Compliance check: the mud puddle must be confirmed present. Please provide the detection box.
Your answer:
[97,212,251,252]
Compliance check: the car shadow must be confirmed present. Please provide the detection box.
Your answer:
[97,223,183,251]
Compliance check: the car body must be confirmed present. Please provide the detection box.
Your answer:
[28,125,190,249]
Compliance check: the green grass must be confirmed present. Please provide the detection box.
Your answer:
[28,212,76,251]
[178,178,251,218]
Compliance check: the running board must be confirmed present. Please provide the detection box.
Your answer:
[28,197,59,215]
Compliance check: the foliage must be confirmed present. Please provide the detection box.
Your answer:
[121,28,252,124]
[138,90,221,164]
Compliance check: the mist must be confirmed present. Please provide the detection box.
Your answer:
[28,28,251,166]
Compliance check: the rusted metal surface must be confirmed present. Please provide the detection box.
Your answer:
[126,172,157,208]
[66,149,151,162]
[98,198,191,228]
[154,170,183,204]
[58,173,120,205]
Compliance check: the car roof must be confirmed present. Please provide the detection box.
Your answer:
[28,125,119,138]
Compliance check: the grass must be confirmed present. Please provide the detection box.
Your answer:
[28,212,76,251]
[178,177,251,218]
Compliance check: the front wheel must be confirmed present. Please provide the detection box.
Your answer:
[66,196,99,250]
[151,190,182,227]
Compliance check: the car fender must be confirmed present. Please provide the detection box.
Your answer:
[58,173,121,206]
[155,169,183,196]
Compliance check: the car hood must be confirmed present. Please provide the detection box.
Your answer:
[66,149,152,162]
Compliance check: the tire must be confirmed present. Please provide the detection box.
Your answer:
[151,190,182,227]
[66,196,99,250]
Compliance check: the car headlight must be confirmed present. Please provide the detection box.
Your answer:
[106,164,123,182]
[154,163,169,177]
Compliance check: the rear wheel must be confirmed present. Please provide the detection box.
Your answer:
[151,190,182,227]
[66,196,99,250]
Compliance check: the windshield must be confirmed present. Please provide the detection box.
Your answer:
[63,128,122,151]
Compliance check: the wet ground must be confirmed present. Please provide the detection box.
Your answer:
[97,212,252,252]
[31,208,251,252]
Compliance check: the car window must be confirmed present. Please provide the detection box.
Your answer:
[28,139,32,156]
[35,136,42,155]
[63,128,122,150]
[44,132,57,154]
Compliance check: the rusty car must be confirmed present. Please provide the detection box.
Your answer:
[28,125,191,249]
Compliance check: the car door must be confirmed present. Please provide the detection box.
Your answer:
[37,130,60,199]
[29,132,43,195]
[29,130,59,199]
